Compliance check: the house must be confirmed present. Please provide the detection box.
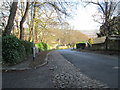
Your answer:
[93,36,106,44]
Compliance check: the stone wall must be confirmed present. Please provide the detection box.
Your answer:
[87,39,120,51]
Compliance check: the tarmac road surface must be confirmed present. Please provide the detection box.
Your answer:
[57,49,119,88]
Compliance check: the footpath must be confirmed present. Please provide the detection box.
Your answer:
[2,51,49,72]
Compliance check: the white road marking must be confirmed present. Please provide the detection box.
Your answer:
[112,66,120,69]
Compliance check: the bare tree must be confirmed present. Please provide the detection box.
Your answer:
[20,0,29,40]
[0,1,11,29]
[84,0,120,50]
[3,1,18,36]
[27,0,77,41]
[84,0,120,36]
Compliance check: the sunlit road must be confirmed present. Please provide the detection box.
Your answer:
[57,49,119,88]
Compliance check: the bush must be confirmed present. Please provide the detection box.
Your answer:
[42,42,48,51]
[35,43,44,51]
[35,42,50,52]
[2,35,32,65]
[21,40,33,55]
[47,44,51,50]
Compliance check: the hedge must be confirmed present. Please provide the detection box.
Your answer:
[21,40,33,55]
[2,35,33,65]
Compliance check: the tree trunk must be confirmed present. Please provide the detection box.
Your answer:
[20,1,29,40]
[3,2,18,36]
[28,27,33,42]
[35,25,38,42]
[30,2,37,42]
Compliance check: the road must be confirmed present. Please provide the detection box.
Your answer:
[57,49,119,88]
[2,49,119,88]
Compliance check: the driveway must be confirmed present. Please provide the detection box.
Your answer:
[57,49,119,88]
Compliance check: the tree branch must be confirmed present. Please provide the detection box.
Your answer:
[84,1,105,15]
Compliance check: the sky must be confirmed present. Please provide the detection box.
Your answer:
[67,3,101,38]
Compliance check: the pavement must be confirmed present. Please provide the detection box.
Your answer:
[2,53,49,72]
[2,52,53,88]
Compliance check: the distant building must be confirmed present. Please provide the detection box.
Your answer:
[93,36,106,44]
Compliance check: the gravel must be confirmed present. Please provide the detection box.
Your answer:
[48,51,109,88]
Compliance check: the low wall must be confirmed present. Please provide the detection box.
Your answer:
[107,39,119,50]
[87,43,105,50]
[87,39,120,51]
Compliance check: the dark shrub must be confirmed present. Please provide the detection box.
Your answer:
[2,35,32,65]
[21,40,33,55]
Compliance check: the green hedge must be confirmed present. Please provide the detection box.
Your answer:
[21,40,33,55]
[35,42,50,52]
[2,35,32,65]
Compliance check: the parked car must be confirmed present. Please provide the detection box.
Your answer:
[76,42,87,49]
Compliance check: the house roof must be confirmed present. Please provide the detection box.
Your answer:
[93,36,106,44]
[93,35,120,44]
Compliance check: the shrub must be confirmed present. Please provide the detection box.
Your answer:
[35,43,44,51]
[88,38,94,44]
[2,35,32,65]
[47,44,51,50]
[42,42,48,51]
[21,40,33,55]
[35,42,50,51]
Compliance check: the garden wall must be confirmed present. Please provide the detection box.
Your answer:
[87,36,120,51]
